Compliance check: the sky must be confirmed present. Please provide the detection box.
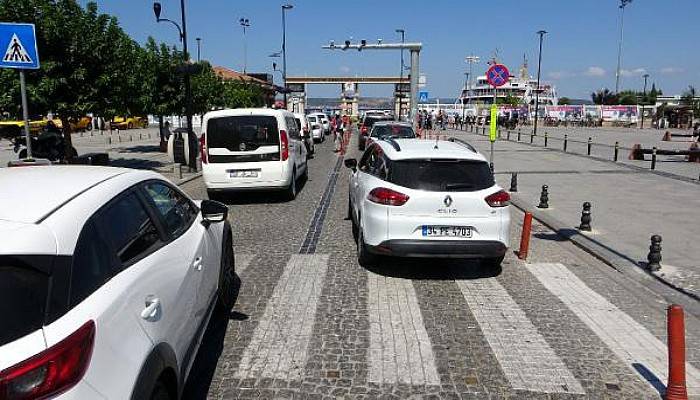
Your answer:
[85,0,699,100]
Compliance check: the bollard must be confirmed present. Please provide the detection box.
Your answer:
[517,128,521,141]
[507,130,511,141]
[530,131,535,144]
[544,131,548,147]
[563,134,568,152]
[538,185,549,209]
[509,172,518,192]
[174,163,183,180]
[666,305,688,400]
[614,141,619,162]
[647,235,662,271]
[579,202,592,231]
[104,136,111,146]
[587,137,592,155]
[651,147,657,170]
[518,212,533,260]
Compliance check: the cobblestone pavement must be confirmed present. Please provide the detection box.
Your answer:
[174,131,699,399]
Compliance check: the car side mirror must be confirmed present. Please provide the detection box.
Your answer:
[201,199,228,224]
[344,158,357,172]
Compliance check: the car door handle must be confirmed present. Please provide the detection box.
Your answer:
[141,297,161,320]
[192,256,203,271]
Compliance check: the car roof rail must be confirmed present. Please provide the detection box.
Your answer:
[447,137,477,153]
[381,137,401,152]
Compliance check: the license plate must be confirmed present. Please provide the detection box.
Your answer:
[229,170,259,178]
[422,225,472,238]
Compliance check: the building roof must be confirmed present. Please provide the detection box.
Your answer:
[212,66,272,87]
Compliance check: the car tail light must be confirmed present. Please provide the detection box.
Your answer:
[280,130,289,161]
[368,187,409,206]
[199,132,208,164]
[0,321,95,400]
[361,125,368,135]
[485,190,510,207]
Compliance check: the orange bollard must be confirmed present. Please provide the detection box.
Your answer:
[666,304,688,400]
[518,212,533,260]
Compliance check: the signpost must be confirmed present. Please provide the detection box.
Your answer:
[0,23,40,160]
[418,91,429,103]
[485,63,510,171]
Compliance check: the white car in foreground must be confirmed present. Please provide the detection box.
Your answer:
[345,138,510,266]
[0,166,234,400]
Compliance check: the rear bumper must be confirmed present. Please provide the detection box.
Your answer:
[368,239,507,259]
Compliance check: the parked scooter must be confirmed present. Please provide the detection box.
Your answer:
[8,122,77,162]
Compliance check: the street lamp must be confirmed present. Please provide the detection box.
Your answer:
[615,0,633,94]
[641,73,649,129]
[239,18,250,74]
[281,4,293,109]
[464,55,480,104]
[396,28,405,121]
[533,30,547,138]
[153,0,196,172]
[196,37,201,62]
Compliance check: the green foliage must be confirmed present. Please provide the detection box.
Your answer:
[681,85,699,116]
[558,97,571,105]
[591,88,618,105]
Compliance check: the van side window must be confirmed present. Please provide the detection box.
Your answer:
[286,116,300,139]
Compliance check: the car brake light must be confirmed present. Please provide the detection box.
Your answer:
[361,126,368,135]
[199,132,207,164]
[0,321,95,400]
[280,130,289,161]
[485,190,510,207]
[368,187,409,206]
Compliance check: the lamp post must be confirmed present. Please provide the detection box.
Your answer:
[281,4,293,109]
[196,37,201,62]
[239,18,250,74]
[396,28,405,121]
[533,30,547,138]
[615,0,633,94]
[153,1,196,172]
[462,72,469,128]
[641,72,649,129]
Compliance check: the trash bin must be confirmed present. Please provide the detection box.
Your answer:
[167,130,187,165]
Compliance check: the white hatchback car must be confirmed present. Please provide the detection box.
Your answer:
[305,115,325,143]
[0,166,234,400]
[200,108,308,200]
[309,112,330,134]
[345,138,510,266]
[293,113,315,156]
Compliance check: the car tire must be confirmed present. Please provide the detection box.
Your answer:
[217,224,236,311]
[357,227,377,267]
[150,381,172,400]
[482,255,505,268]
[18,149,27,159]
[284,168,297,200]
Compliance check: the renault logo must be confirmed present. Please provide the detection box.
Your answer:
[444,195,453,207]
[239,143,247,151]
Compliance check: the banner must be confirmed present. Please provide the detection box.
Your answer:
[545,105,583,120]
[602,105,638,122]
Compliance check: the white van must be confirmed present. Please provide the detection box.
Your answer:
[200,108,308,200]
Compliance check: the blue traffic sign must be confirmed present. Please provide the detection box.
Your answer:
[418,91,429,102]
[486,64,509,88]
[0,23,40,69]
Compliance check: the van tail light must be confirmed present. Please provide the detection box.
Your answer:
[199,132,208,164]
[303,127,310,134]
[485,190,510,207]
[0,321,95,400]
[361,126,368,135]
[368,187,409,206]
[280,130,289,161]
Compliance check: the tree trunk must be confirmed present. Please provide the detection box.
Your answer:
[60,116,74,162]
[158,115,167,152]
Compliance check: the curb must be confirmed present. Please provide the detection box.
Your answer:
[508,193,700,318]
[175,172,202,187]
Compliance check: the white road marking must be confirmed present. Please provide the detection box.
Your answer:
[235,253,255,275]
[528,263,700,396]
[367,274,440,386]
[234,254,329,380]
[456,278,585,394]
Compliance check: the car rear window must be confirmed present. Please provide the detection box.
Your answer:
[363,117,388,128]
[371,125,415,139]
[307,116,317,122]
[207,115,279,151]
[0,256,52,346]
[388,159,494,192]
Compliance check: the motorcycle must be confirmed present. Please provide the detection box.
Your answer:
[4,123,77,162]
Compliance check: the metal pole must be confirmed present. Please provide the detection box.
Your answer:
[615,0,631,94]
[196,37,201,62]
[534,30,546,137]
[409,49,419,124]
[282,5,292,109]
[179,0,195,172]
[462,72,468,128]
[397,29,405,121]
[19,70,32,159]
[243,24,247,74]
[641,73,649,129]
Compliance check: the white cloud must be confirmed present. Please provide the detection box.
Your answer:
[583,66,606,77]
[620,67,646,77]
[547,71,575,80]
[660,67,684,74]
[339,66,350,73]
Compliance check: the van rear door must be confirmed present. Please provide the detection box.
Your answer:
[206,115,281,163]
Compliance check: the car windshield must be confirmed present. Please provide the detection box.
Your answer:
[371,125,416,139]
[308,116,317,122]
[388,159,494,192]
[207,115,279,151]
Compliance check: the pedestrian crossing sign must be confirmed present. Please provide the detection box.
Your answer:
[0,23,40,69]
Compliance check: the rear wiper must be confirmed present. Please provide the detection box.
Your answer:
[444,183,476,190]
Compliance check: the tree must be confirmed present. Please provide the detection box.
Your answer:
[617,90,638,105]
[558,97,571,105]
[681,85,699,119]
[591,88,618,105]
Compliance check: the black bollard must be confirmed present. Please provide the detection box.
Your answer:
[647,235,662,271]
[517,128,521,141]
[563,134,568,152]
[544,131,548,147]
[587,137,592,155]
[530,131,535,144]
[579,202,592,231]
[507,130,511,141]
[537,185,549,209]
[651,147,657,170]
[614,141,619,162]
[509,173,518,192]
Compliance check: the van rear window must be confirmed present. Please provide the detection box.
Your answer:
[207,116,279,151]
[388,159,494,192]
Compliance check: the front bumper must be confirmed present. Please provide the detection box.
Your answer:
[368,239,507,259]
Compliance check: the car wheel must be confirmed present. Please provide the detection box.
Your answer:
[482,255,505,268]
[150,381,172,400]
[284,168,297,200]
[357,227,377,267]
[217,224,236,310]
[18,149,27,159]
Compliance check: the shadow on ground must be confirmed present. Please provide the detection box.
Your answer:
[362,256,502,280]
[211,175,309,205]
[109,158,166,170]
[114,145,162,154]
